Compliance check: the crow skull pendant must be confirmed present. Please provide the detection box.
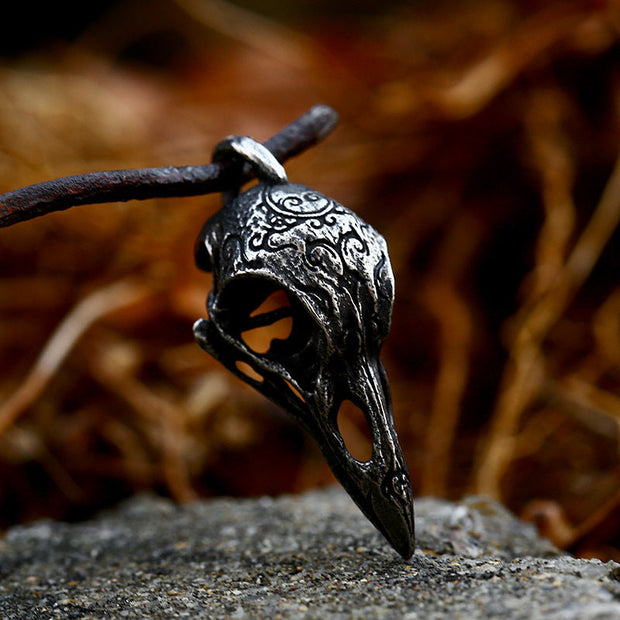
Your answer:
[193,136,415,559]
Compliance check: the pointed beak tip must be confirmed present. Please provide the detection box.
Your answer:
[384,519,415,560]
[394,536,415,561]
[368,492,415,560]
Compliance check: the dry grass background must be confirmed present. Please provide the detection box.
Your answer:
[1,0,620,560]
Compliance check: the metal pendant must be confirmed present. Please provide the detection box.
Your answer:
[193,136,415,559]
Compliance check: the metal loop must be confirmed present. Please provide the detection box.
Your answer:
[213,136,288,204]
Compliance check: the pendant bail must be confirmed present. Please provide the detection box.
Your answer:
[213,136,288,205]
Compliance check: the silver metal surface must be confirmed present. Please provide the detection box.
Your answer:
[213,136,288,185]
[193,136,415,559]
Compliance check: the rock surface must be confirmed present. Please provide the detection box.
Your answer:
[1,487,619,619]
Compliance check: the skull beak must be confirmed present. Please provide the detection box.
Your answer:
[194,312,415,559]
[310,355,415,560]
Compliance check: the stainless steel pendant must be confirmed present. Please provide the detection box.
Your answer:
[193,136,415,559]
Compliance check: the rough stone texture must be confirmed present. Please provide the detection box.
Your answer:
[1,487,620,619]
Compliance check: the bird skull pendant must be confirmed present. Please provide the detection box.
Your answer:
[193,136,415,559]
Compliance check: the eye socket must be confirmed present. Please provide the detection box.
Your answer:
[250,289,289,318]
[217,277,320,393]
[337,400,373,462]
[241,289,294,354]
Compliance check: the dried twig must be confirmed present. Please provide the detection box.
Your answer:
[0,279,151,435]
[435,2,604,118]
[172,0,315,70]
[89,343,197,503]
[419,213,480,496]
[475,101,620,497]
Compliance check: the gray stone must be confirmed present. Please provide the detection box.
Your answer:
[1,487,619,619]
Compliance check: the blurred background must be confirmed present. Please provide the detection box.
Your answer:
[1,0,620,560]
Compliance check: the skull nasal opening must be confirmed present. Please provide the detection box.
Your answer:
[337,400,373,462]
